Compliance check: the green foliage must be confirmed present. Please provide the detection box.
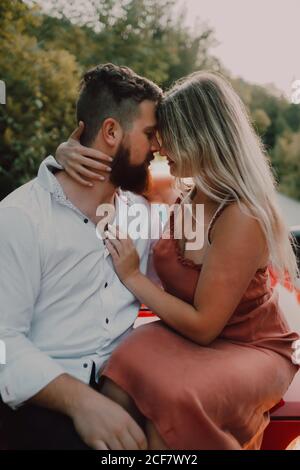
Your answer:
[252,109,271,135]
[1,0,300,201]
[0,0,79,197]
[0,0,219,199]
[232,78,300,200]
[272,131,300,198]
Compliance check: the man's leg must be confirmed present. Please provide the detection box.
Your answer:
[0,374,168,450]
[0,363,103,449]
[2,400,90,450]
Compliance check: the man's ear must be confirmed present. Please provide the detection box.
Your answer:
[102,118,123,148]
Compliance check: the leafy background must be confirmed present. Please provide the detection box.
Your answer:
[1,0,300,201]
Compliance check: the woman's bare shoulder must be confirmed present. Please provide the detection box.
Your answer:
[210,200,267,257]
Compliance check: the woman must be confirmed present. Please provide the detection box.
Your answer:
[55,71,299,450]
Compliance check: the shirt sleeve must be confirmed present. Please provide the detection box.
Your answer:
[0,207,65,409]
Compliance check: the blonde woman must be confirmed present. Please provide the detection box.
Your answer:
[55,71,299,450]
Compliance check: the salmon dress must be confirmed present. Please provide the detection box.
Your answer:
[102,197,299,450]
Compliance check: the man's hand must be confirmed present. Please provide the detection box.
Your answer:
[29,373,147,450]
[71,389,148,450]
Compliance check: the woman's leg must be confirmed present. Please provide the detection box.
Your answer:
[145,419,169,450]
[99,376,146,430]
[98,377,169,449]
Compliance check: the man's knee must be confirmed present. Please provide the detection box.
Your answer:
[3,403,90,450]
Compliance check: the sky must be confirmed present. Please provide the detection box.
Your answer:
[178,0,300,99]
[34,0,300,100]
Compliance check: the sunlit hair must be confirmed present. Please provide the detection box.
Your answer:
[157,71,299,283]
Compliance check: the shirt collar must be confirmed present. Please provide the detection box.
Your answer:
[37,155,61,195]
[37,156,135,260]
[37,155,135,208]
[37,156,90,219]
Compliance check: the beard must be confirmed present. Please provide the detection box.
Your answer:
[109,142,153,195]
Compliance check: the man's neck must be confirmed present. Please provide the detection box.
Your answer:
[55,170,117,224]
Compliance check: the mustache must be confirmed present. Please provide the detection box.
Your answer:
[111,151,154,170]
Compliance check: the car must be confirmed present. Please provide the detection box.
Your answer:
[261,226,300,450]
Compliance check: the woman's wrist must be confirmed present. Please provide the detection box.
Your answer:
[124,270,143,290]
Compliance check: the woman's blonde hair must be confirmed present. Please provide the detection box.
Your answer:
[157,71,299,283]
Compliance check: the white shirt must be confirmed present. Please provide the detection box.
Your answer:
[0,156,161,409]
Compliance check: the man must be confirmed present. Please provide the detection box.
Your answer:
[0,63,162,449]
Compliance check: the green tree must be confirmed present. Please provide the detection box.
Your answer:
[0,0,79,198]
[252,109,271,136]
[271,130,300,199]
[32,0,219,86]
[1,0,300,202]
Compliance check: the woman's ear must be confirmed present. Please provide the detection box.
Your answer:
[102,118,123,148]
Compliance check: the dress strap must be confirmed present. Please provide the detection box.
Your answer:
[207,198,230,245]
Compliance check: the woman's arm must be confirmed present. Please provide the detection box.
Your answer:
[105,203,267,345]
[55,121,113,187]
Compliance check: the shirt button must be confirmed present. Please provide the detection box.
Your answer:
[106,318,109,324]
[104,282,108,288]
[84,218,88,224]
[83,363,88,368]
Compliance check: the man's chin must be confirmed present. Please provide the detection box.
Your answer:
[110,144,152,194]
[119,170,150,195]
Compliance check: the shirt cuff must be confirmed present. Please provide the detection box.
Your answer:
[0,352,65,409]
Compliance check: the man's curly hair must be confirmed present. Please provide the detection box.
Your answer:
[76,63,162,146]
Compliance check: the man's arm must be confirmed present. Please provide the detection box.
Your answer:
[0,206,147,450]
[0,207,65,409]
